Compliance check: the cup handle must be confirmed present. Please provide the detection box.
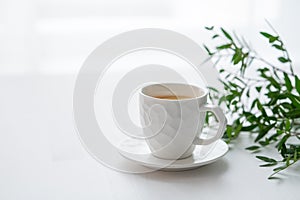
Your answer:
[193,104,227,145]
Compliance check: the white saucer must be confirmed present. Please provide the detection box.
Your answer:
[118,139,228,171]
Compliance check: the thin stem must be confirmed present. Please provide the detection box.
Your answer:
[212,51,294,77]
[265,19,295,76]
[284,48,294,76]
[220,67,267,82]
[290,132,300,136]
[268,160,298,179]
[252,56,294,76]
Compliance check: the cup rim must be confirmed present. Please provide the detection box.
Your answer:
[140,82,208,101]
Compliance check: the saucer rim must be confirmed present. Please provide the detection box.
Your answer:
[118,139,229,170]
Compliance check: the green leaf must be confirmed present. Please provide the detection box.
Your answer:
[218,96,226,105]
[233,76,246,85]
[212,34,219,39]
[281,102,293,110]
[256,156,277,163]
[246,145,260,151]
[272,44,285,51]
[286,93,300,108]
[234,123,243,136]
[269,36,279,43]
[207,86,219,93]
[278,57,290,63]
[228,81,240,89]
[260,32,279,43]
[284,109,300,118]
[246,89,250,97]
[268,176,281,180]
[232,49,243,65]
[273,165,286,172]
[286,156,291,165]
[221,28,233,41]
[280,143,287,157]
[257,67,270,73]
[217,43,232,50]
[241,124,257,131]
[266,77,281,89]
[259,138,270,146]
[276,134,290,151]
[284,73,292,92]
[294,150,298,161]
[251,99,258,109]
[269,131,282,141]
[260,163,278,167]
[260,31,273,39]
[255,86,262,93]
[205,26,214,30]
[255,124,274,142]
[295,76,300,94]
[285,119,291,130]
[257,100,263,110]
[226,125,233,139]
[203,44,214,56]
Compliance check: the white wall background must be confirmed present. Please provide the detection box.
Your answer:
[0,0,299,74]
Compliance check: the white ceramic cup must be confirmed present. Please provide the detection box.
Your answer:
[139,83,227,160]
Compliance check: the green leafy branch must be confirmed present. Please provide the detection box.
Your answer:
[204,24,300,179]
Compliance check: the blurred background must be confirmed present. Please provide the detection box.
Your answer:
[0,0,299,75]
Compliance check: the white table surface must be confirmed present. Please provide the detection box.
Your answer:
[1,74,300,200]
